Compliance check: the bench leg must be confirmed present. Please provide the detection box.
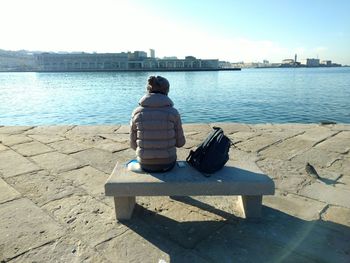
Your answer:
[238,195,262,218]
[114,196,135,220]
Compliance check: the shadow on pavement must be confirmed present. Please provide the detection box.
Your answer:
[121,197,350,263]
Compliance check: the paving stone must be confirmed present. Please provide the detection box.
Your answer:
[236,130,302,153]
[0,144,8,151]
[260,127,337,160]
[27,134,66,144]
[11,141,54,156]
[0,134,33,146]
[96,219,209,263]
[58,166,109,198]
[24,125,75,135]
[0,198,64,261]
[137,202,225,249]
[210,123,252,133]
[10,235,109,263]
[172,195,243,219]
[182,138,202,149]
[263,191,326,221]
[315,131,350,153]
[6,170,84,206]
[292,148,344,169]
[98,133,129,142]
[0,126,33,134]
[71,148,119,174]
[228,131,261,145]
[338,175,350,188]
[321,205,350,227]
[42,194,128,248]
[182,124,211,133]
[68,125,119,135]
[0,150,41,178]
[114,124,129,133]
[0,178,21,204]
[196,216,350,263]
[92,139,129,153]
[299,181,350,208]
[31,151,86,173]
[48,139,91,154]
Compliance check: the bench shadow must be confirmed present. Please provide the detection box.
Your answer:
[120,197,350,263]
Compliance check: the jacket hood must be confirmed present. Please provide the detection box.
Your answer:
[139,93,174,108]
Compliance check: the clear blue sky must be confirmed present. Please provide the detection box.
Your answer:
[1,0,349,64]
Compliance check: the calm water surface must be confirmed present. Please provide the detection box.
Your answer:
[0,68,349,125]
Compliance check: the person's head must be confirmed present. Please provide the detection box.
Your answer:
[147,76,169,95]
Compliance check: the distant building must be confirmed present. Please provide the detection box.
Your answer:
[34,51,220,71]
[303,58,320,67]
[149,49,155,58]
[321,60,332,66]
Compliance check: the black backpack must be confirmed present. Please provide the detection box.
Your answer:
[186,127,232,175]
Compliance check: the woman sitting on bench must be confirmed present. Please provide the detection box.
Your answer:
[130,76,186,173]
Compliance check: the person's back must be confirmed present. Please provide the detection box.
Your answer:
[130,76,186,172]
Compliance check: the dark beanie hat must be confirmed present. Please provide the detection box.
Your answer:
[147,76,169,95]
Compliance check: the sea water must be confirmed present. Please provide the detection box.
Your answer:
[0,67,349,125]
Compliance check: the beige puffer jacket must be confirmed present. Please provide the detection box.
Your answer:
[130,93,186,165]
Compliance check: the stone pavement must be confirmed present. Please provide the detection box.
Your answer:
[0,123,349,263]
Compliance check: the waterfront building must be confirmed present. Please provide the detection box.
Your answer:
[34,51,220,71]
[321,60,332,66]
[149,49,155,58]
[307,58,320,67]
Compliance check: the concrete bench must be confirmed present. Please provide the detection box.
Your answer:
[105,162,275,220]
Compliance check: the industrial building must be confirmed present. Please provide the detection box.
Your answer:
[34,51,220,72]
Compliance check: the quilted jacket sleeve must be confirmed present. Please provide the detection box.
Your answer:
[175,114,186,148]
[130,115,137,150]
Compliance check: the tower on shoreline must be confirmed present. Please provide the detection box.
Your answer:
[149,49,155,58]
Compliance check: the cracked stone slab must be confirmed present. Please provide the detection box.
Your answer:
[97,133,129,143]
[31,151,86,173]
[0,150,41,178]
[67,125,119,135]
[183,124,211,133]
[11,141,54,157]
[263,191,326,221]
[27,134,66,144]
[91,139,129,153]
[42,194,128,248]
[0,144,8,152]
[0,134,33,146]
[321,205,350,227]
[48,139,91,154]
[6,170,84,206]
[137,201,226,249]
[24,125,75,135]
[0,126,34,134]
[299,181,350,208]
[195,216,350,263]
[210,123,252,134]
[0,178,21,204]
[0,198,64,261]
[10,234,109,263]
[237,130,302,153]
[71,148,134,174]
[58,166,109,198]
[314,131,350,153]
[259,128,337,160]
[95,219,209,263]
[228,131,261,144]
[114,124,129,134]
[291,148,342,169]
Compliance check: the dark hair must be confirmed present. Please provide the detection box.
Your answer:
[147,76,169,95]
